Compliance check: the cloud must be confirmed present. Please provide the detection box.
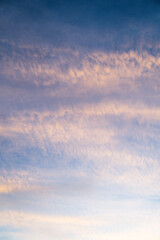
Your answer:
[0,168,93,196]
[1,1,160,239]
[0,205,160,240]
[1,67,160,195]
[1,47,160,91]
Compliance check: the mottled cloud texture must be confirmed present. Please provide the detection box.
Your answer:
[0,0,160,239]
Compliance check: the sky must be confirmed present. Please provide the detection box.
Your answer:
[0,0,160,239]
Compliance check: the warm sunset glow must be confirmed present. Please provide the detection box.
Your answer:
[0,0,160,239]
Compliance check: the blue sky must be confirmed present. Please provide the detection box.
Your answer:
[0,0,160,239]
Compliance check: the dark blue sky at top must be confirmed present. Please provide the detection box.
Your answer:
[0,0,160,51]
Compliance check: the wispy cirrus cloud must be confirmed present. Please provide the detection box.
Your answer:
[1,46,160,91]
[0,205,160,240]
